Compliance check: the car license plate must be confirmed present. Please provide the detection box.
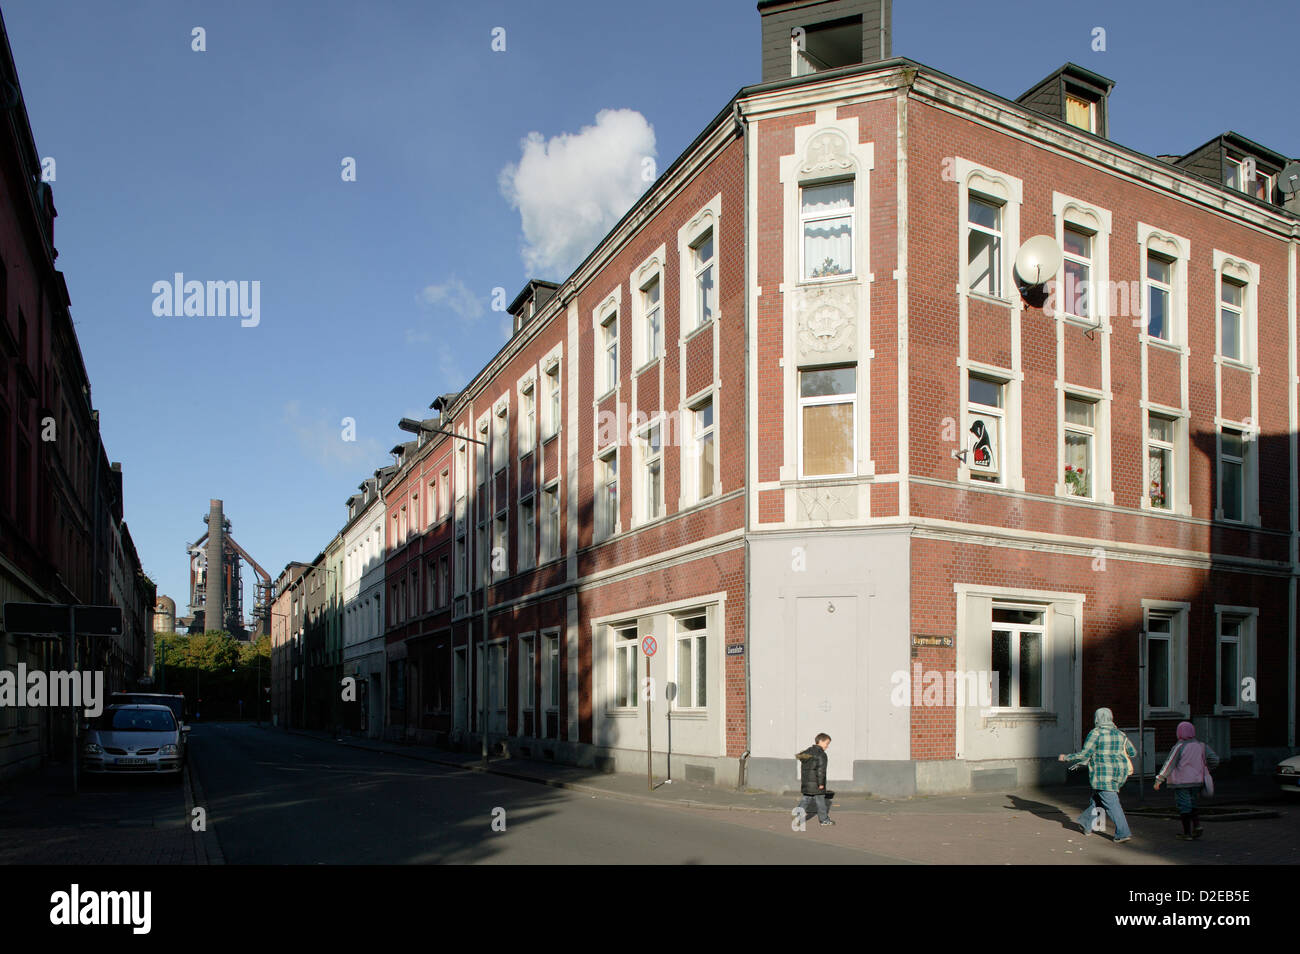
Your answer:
[116,757,147,765]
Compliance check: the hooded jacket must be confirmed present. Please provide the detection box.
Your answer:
[796,744,828,795]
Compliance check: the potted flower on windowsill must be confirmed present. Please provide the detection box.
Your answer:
[1149,479,1166,509]
[1064,464,1088,497]
[811,257,847,279]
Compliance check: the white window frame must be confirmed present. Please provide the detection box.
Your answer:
[630,247,666,371]
[1141,600,1190,718]
[1214,606,1258,716]
[1137,225,1190,350]
[635,420,664,524]
[518,376,536,456]
[986,602,1049,713]
[542,629,561,736]
[518,493,535,570]
[519,632,537,716]
[492,403,509,473]
[601,310,618,394]
[1064,91,1096,134]
[672,611,708,711]
[491,508,508,580]
[955,160,1021,307]
[677,194,722,338]
[1143,408,1182,514]
[1058,223,1096,324]
[542,356,562,442]
[1212,251,1259,371]
[1216,424,1257,524]
[595,446,619,542]
[540,481,560,563]
[609,623,639,711]
[1060,393,1098,501]
[966,193,1004,299]
[964,370,1006,485]
[685,392,717,505]
[799,177,855,282]
[796,364,856,480]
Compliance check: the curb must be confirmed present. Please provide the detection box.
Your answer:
[284,729,1288,820]
[185,756,225,865]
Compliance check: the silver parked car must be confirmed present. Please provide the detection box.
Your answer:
[82,704,188,779]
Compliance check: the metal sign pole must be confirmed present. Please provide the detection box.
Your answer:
[646,677,653,791]
[1138,628,1146,805]
[69,606,78,795]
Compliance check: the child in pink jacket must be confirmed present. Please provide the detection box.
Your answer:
[1154,721,1219,841]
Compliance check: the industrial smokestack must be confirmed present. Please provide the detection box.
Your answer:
[205,499,225,633]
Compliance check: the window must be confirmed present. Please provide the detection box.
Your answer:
[612,625,638,709]
[476,421,489,482]
[966,374,1004,482]
[427,480,437,523]
[1146,253,1173,341]
[641,276,662,362]
[1147,413,1175,510]
[691,230,716,329]
[689,397,716,502]
[798,366,855,479]
[492,511,508,579]
[1061,225,1093,321]
[1220,277,1244,362]
[596,449,618,541]
[800,179,853,280]
[1064,93,1095,133]
[455,533,467,595]
[1063,397,1095,498]
[601,312,618,395]
[1217,615,1244,709]
[1219,428,1245,522]
[520,634,536,713]
[438,555,449,607]
[520,382,535,455]
[967,195,1003,297]
[544,363,561,439]
[674,613,707,709]
[543,634,559,717]
[639,423,663,521]
[541,483,560,561]
[990,605,1045,709]
[426,559,436,610]
[519,495,535,569]
[1226,157,1273,201]
[493,407,508,472]
[1145,613,1173,709]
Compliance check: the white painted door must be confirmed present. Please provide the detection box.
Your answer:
[795,596,857,782]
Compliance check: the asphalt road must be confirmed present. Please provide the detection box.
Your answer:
[188,722,905,864]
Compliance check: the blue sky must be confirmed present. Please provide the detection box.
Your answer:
[6,0,1295,621]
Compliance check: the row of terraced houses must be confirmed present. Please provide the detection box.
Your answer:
[270,0,1300,795]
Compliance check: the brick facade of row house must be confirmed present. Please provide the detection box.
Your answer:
[274,0,1299,794]
[0,9,155,780]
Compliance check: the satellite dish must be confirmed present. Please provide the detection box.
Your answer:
[1278,161,1300,196]
[1015,235,1062,286]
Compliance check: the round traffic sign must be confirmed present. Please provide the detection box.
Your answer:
[641,635,657,657]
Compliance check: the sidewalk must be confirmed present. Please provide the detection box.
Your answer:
[281,725,1285,820]
[0,761,208,865]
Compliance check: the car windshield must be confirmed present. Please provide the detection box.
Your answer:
[102,708,176,732]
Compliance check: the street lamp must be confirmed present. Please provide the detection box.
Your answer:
[404,413,492,766]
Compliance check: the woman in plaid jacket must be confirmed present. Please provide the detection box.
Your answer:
[1058,707,1137,843]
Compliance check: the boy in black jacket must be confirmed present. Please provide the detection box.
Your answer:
[795,733,835,827]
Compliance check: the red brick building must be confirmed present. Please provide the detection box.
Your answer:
[325,0,1300,793]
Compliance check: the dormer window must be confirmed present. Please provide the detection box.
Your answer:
[1064,92,1096,133]
[1226,156,1273,201]
[791,15,864,77]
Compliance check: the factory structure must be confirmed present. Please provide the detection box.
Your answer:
[181,499,272,639]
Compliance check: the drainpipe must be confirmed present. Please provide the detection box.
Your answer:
[735,97,753,791]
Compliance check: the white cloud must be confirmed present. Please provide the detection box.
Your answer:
[418,276,484,322]
[499,108,656,277]
[282,401,385,472]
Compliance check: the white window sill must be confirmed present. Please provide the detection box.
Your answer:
[594,386,617,403]
[634,357,663,376]
[1217,356,1255,373]
[1144,708,1190,720]
[1213,707,1258,718]
[966,290,1014,307]
[669,709,709,719]
[682,319,715,344]
[799,273,855,286]
[981,709,1057,724]
[1145,336,1185,356]
[541,430,560,445]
